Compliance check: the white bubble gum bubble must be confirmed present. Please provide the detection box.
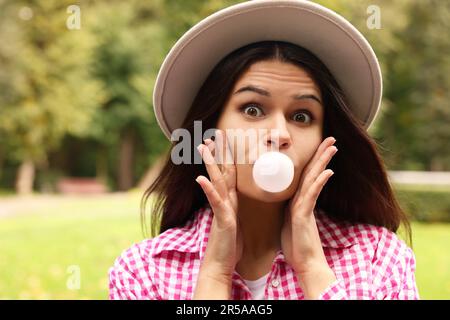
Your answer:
[252,152,294,193]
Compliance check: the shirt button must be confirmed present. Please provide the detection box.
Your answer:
[271,279,280,288]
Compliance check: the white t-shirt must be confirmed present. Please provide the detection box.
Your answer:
[243,273,270,300]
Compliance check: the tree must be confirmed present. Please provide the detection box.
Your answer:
[0,0,102,193]
[85,0,168,190]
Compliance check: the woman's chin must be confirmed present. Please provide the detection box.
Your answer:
[239,185,294,203]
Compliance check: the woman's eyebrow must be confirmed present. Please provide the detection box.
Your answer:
[233,85,322,104]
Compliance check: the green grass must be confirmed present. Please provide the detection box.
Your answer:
[0,192,449,299]
[0,192,144,299]
[409,222,450,299]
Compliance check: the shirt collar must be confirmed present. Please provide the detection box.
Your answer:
[314,208,355,248]
[151,205,210,258]
[151,203,355,259]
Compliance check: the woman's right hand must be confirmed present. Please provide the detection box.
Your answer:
[193,129,242,299]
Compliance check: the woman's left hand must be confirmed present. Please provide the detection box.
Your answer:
[281,136,338,298]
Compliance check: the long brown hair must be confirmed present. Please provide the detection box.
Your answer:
[141,41,412,246]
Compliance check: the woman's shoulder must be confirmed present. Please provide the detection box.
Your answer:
[316,209,413,258]
[334,215,416,269]
[348,219,411,255]
[318,212,417,293]
[344,219,418,298]
[109,238,155,280]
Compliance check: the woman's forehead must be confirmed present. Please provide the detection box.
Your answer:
[233,60,322,97]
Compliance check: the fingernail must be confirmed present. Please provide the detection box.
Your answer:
[197,144,203,153]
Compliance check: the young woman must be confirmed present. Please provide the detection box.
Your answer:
[109,1,419,300]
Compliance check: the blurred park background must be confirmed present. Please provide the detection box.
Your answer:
[0,0,449,299]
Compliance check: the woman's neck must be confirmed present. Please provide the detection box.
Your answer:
[237,192,286,258]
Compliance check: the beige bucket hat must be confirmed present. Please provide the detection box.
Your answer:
[153,0,383,140]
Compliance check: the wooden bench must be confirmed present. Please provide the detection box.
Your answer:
[57,178,108,194]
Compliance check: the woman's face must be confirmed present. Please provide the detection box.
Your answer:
[216,60,324,202]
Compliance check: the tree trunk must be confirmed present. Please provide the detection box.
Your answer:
[137,154,166,190]
[96,144,109,184]
[15,159,35,194]
[0,146,3,183]
[430,157,444,171]
[118,127,135,191]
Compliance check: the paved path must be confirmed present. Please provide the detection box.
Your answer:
[0,192,135,219]
[388,170,450,186]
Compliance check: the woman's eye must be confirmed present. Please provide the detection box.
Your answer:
[293,111,313,124]
[241,104,264,117]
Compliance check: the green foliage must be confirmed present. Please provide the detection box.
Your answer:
[0,0,102,164]
[314,0,450,171]
[0,0,449,189]
[394,184,450,222]
[82,1,169,187]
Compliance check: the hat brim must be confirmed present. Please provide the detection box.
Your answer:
[153,0,382,140]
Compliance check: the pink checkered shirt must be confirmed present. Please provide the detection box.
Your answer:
[108,204,419,300]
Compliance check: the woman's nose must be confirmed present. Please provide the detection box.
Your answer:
[263,114,292,150]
